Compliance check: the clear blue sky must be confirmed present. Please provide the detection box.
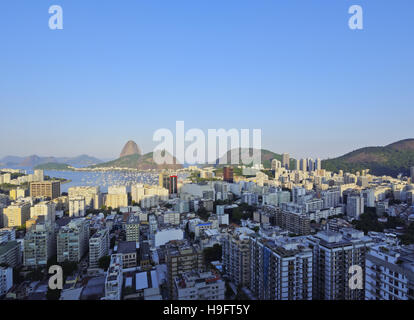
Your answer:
[1,0,413,160]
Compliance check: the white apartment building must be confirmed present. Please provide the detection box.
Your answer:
[89,228,109,268]
[30,201,56,223]
[104,254,123,300]
[173,271,225,300]
[69,197,86,217]
[365,244,414,300]
[68,186,101,209]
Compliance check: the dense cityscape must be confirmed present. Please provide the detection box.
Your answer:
[1,141,414,301]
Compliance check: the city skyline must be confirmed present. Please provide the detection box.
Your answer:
[1,0,414,160]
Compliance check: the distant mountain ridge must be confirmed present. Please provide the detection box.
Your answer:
[0,154,103,168]
[213,148,296,169]
[322,139,414,177]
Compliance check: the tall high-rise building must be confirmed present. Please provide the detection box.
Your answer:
[223,167,234,183]
[222,228,254,287]
[299,158,307,172]
[30,201,56,223]
[0,266,12,296]
[105,186,128,209]
[57,218,90,263]
[33,169,44,182]
[307,228,373,300]
[282,153,290,169]
[315,158,322,171]
[3,202,31,228]
[347,195,365,220]
[165,241,203,298]
[125,215,140,242]
[307,158,314,172]
[271,159,281,171]
[30,181,61,199]
[104,254,123,300]
[365,244,414,300]
[0,240,21,268]
[89,228,109,268]
[69,197,86,217]
[23,217,56,266]
[411,166,414,181]
[295,159,300,171]
[169,175,178,194]
[250,235,313,300]
[68,186,101,210]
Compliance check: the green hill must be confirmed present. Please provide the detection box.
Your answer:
[89,151,183,170]
[322,139,414,177]
[34,162,74,171]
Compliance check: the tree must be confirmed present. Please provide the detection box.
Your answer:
[98,256,111,270]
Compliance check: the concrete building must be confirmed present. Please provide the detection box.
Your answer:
[282,153,290,169]
[250,235,313,300]
[222,227,254,287]
[3,202,31,228]
[105,186,128,209]
[30,181,61,199]
[365,244,414,300]
[165,241,203,298]
[89,228,110,269]
[307,228,373,300]
[116,241,137,268]
[30,201,56,223]
[104,254,123,300]
[347,195,364,220]
[57,218,90,263]
[0,266,12,296]
[23,218,56,266]
[173,271,225,300]
[69,197,86,217]
[68,186,101,210]
[125,215,140,242]
[0,240,21,268]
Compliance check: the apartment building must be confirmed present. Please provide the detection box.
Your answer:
[165,241,203,298]
[173,271,225,300]
[57,218,90,263]
[89,228,109,268]
[0,240,21,268]
[69,197,86,217]
[30,181,61,199]
[365,244,414,300]
[250,235,313,300]
[68,186,101,210]
[307,228,373,300]
[23,218,56,266]
[3,202,31,228]
[0,266,12,296]
[104,254,123,300]
[30,201,56,223]
[125,215,140,242]
[105,186,128,209]
[222,227,254,287]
